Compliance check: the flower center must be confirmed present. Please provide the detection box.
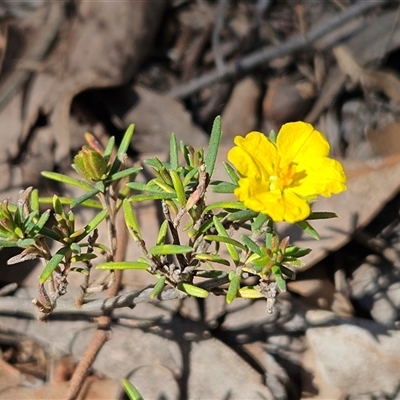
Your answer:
[269,160,296,191]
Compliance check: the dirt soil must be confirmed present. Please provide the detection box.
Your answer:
[1,1,400,399]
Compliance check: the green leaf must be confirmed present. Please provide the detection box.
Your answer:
[211,182,237,193]
[143,157,165,169]
[41,171,93,191]
[123,199,141,238]
[205,116,222,175]
[73,209,108,242]
[182,167,199,187]
[240,234,263,256]
[0,238,29,248]
[107,166,142,182]
[170,170,186,206]
[126,182,149,191]
[156,220,169,246]
[70,187,101,209]
[151,178,175,193]
[238,286,263,299]
[71,253,97,263]
[272,265,286,292]
[103,136,115,159]
[226,274,241,304]
[296,220,320,240]
[212,216,239,264]
[307,211,338,220]
[109,125,135,175]
[280,265,296,279]
[149,244,192,256]
[194,253,230,266]
[118,124,134,160]
[150,276,167,299]
[195,270,228,279]
[227,209,258,222]
[177,282,209,298]
[129,193,177,202]
[29,210,51,236]
[39,246,69,283]
[53,195,65,218]
[284,245,311,257]
[39,226,63,241]
[203,235,246,251]
[70,242,81,254]
[122,379,144,400]
[30,189,40,212]
[223,162,239,185]
[180,141,191,166]
[169,133,179,170]
[268,129,277,143]
[251,213,269,231]
[203,201,246,213]
[39,196,102,209]
[96,261,150,270]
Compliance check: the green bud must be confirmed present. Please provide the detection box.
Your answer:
[73,146,107,181]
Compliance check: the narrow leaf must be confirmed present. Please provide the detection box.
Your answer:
[170,170,186,206]
[70,187,101,209]
[39,196,102,209]
[272,265,287,292]
[123,198,141,237]
[103,136,115,159]
[204,201,246,213]
[295,220,320,240]
[39,247,69,283]
[117,124,134,160]
[156,220,169,246]
[240,234,263,256]
[96,261,149,270]
[194,253,230,266]
[169,133,179,170]
[238,286,263,299]
[122,379,144,400]
[41,171,93,191]
[228,209,258,222]
[204,116,222,175]
[177,282,209,298]
[212,216,239,264]
[129,193,177,202]
[251,213,269,231]
[307,211,338,220]
[150,276,167,299]
[203,235,246,251]
[226,275,241,304]
[149,244,192,256]
[211,182,237,193]
[107,167,142,182]
[223,161,239,185]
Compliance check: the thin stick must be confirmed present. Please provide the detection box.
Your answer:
[168,0,387,99]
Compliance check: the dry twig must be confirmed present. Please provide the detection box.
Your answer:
[169,0,388,99]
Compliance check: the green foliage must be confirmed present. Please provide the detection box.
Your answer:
[1,116,331,318]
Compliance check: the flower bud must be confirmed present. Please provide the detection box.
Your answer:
[73,146,107,181]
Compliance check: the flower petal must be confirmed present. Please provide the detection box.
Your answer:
[280,190,311,222]
[277,122,330,163]
[291,157,347,197]
[234,177,310,222]
[228,132,277,179]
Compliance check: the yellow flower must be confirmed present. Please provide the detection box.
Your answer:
[227,121,347,223]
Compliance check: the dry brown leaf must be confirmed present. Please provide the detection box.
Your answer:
[366,122,400,156]
[22,1,167,164]
[333,45,400,102]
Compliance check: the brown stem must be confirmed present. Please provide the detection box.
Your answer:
[64,194,128,399]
